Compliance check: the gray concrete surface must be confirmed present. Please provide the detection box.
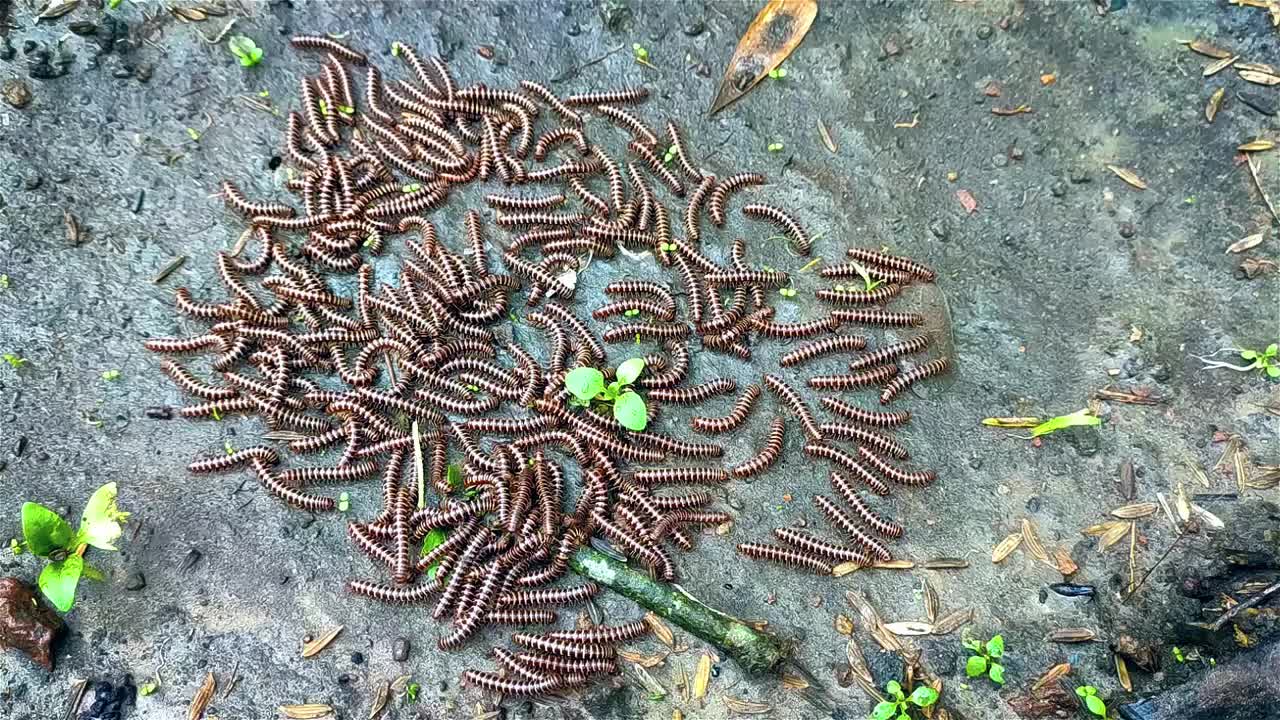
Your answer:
[1,0,1278,718]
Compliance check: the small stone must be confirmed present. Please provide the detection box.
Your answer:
[992,154,1009,168]
[2,79,31,109]
[350,651,365,664]
[144,406,173,420]
[976,25,993,40]
[1008,146,1024,161]
[23,173,41,190]
[22,41,38,55]
[598,0,632,32]
[135,64,153,83]
[68,21,98,36]
[880,36,901,59]
[1068,165,1091,184]
[1238,91,1278,117]
[112,67,133,79]
[392,637,410,661]
[0,577,64,670]
[14,436,27,458]
[124,572,146,591]
[929,220,948,240]
[1025,496,1042,513]
[476,45,494,60]
[1050,181,1067,197]
[1118,222,1136,238]
[968,456,982,470]
[682,20,705,36]
[566,23,581,37]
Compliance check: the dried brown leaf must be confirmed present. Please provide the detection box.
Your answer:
[1240,69,1280,85]
[931,608,973,636]
[922,557,968,569]
[1022,518,1050,565]
[1110,503,1157,519]
[817,119,837,153]
[832,561,863,577]
[64,211,81,246]
[709,0,818,114]
[1188,40,1233,58]
[884,621,934,636]
[1094,387,1163,405]
[835,614,855,636]
[781,672,810,690]
[1081,521,1121,536]
[619,649,670,668]
[981,416,1042,428]
[693,653,712,700]
[723,696,772,714]
[922,579,939,623]
[1238,139,1275,152]
[302,626,343,658]
[1053,547,1079,576]
[172,6,209,21]
[189,673,216,720]
[37,0,78,21]
[369,681,388,720]
[991,104,1033,115]
[280,705,334,719]
[1237,61,1279,75]
[1099,521,1133,551]
[1115,654,1132,691]
[992,533,1022,563]
[1206,88,1224,123]
[1046,627,1098,643]
[1204,55,1240,76]
[644,612,676,648]
[1106,164,1148,189]
[873,559,915,570]
[1226,232,1265,253]
[1032,663,1072,692]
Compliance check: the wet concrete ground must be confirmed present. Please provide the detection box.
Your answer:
[1,0,1279,718]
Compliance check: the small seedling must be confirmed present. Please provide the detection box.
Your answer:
[223,440,235,455]
[318,98,330,116]
[632,43,653,67]
[403,183,422,194]
[337,104,355,115]
[1195,342,1280,379]
[663,145,677,164]
[337,492,350,512]
[963,633,1006,685]
[405,682,420,702]
[1075,686,1106,717]
[0,274,9,289]
[391,41,403,57]
[185,128,201,142]
[108,0,121,8]
[768,67,787,79]
[138,681,158,696]
[19,483,129,611]
[101,369,121,382]
[624,308,641,317]
[9,538,21,555]
[659,242,678,253]
[768,142,784,152]
[227,35,264,68]
[258,89,270,98]
[1029,409,1102,438]
[870,680,938,720]
[778,287,797,298]
[420,527,448,579]
[3,353,29,369]
[847,260,885,292]
[1172,646,1185,663]
[564,358,648,431]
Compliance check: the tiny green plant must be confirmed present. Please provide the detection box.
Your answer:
[870,680,938,720]
[3,353,29,369]
[101,369,121,382]
[19,483,129,611]
[420,528,448,580]
[846,260,886,292]
[185,128,201,142]
[768,142,784,152]
[768,67,787,79]
[1075,686,1106,717]
[624,308,641,317]
[227,35,264,68]
[632,43,653,67]
[405,681,420,702]
[963,633,1006,685]
[778,287,797,298]
[1195,342,1280,379]
[337,492,350,512]
[138,680,158,696]
[0,274,9,289]
[564,358,648,431]
[1029,409,1103,438]
[663,145,677,164]
[108,0,122,9]
[659,241,678,253]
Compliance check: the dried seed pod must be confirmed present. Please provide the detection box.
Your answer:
[846,247,937,282]
[731,417,785,479]
[857,446,937,487]
[819,398,911,427]
[764,374,823,442]
[812,495,892,561]
[773,526,874,566]
[690,383,761,434]
[829,309,925,327]
[880,358,951,404]
[829,471,904,538]
[708,173,765,226]
[779,335,868,367]
[736,542,833,575]
[817,423,909,460]
[802,443,890,496]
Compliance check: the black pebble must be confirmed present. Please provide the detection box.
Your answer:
[124,571,146,591]
[144,406,173,420]
[351,651,364,664]
[14,435,27,457]
[22,41,38,55]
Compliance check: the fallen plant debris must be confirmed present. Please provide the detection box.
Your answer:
[710,0,817,114]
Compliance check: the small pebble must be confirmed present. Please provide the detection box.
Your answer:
[682,20,705,36]
[125,571,146,591]
[929,220,948,240]
[1118,222,1136,239]
[1,79,31,109]
[1050,181,1067,197]
[144,406,173,420]
[1237,91,1278,117]
[392,637,410,661]
[350,651,365,665]
[976,25,993,40]
[992,154,1008,168]
[14,436,27,457]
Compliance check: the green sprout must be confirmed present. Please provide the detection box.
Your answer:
[624,308,641,317]
[768,67,787,79]
[1075,686,1106,717]
[101,369,121,382]
[420,528,448,580]
[0,274,9,289]
[405,682,420,702]
[564,358,648,431]
[185,128,201,142]
[846,260,885,292]
[870,680,938,720]
[778,287,797,298]
[1196,342,1280,378]
[138,681,158,696]
[768,142,784,152]
[223,440,235,456]
[227,35,264,68]
[1172,646,1185,663]
[3,353,28,369]
[9,538,21,555]
[108,0,122,9]
[318,98,330,116]
[1029,409,1103,438]
[659,242,678,253]
[403,183,423,194]
[337,492,350,512]
[338,104,355,116]
[663,145,677,165]
[632,43,650,64]
[962,633,1006,685]
[19,483,129,611]
[258,89,270,98]
[391,41,403,57]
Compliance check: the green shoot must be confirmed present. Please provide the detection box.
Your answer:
[108,0,122,8]
[1172,646,1185,663]
[564,358,648,431]
[227,35,264,68]
[1075,686,1106,717]
[420,528,448,580]
[318,98,330,116]
[0,274,9,289]
[338,104,355,115]
[21,483,128,611]
[631,43,654,68]
[846,260,885,292]
[101,369,121,382]
[778,287,797,298]
[3,353,29,369]
[962,633,1006,685]
[258,90,270,98]
[624,308,641,317]
[405,682,420,702]
[9,538,21,555]
[138,681,158,696]
[659,242,678,253]
[768,142,784,152]
[338,492,350,512]
[1240,343,1280,378]
[223,441,235,456]
[870,679,939,720]
[1029,409,1102,438]
[768,67,787,79]
[403,183,422,194]
[211,406,222,421]
[391,41,403,57]
[186,128,201,142]
[663,145,677,164]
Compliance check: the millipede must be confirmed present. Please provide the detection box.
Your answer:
[564,87,649,106]
[742,203,811,255]
[690,383,761,434]
[630,467,729,486]
[778,335,868,367]
[736,542,833,575]
[756,317,840,339]
[647,378,736,405]
[704,269,789,288]
[848,334,930,372]
[846,247,938,282]
[819,397,912,427]
[879,357,952,404]
[772,526,874,566]
[764,374,824,442]
[829,308,926,327]
[818,261,914,283]
[807,365,899,391]
[730,417,785,479]
[707,173,765,226]
[596,105,659,146]
[515,652,618,676]
[818,422,909,460]
[816,283,903,306]
[290,35,368,65]
[857,446,937,487]
[829,471,904,538]
[812,494,892,561]
[802,443,890,496]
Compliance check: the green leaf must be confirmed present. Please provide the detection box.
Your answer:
[908,686,939,707]
[405,682,420,702]
[986,634,1004,658]
[420,527,448,579]
[988,662,1004,684]
[139,682,158,696]
[1242,349,1258,360]
[1029,409,1102,437]
[446,464,463,491]
[962,638,982,651]
[101,369,121,382]
[22,503,74,556]
[9,538,21,555]
[885,680,902,699]
[77,482,130,551]
[871,701,898,720]
[337,492,350,512]
[565,367,605,401]
[1076,686,1092,698]
[1267,365,1280,378]
[1267,343,1278,356]
[108,0,122,7]
[39,556,83,612]
[228,35,263,67]
[3,353,28,369]
[614,391,648,431]
[80,562,105,582]
[616,358,645,385]
[965,656,988,678]
[1085,695,1107,717]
